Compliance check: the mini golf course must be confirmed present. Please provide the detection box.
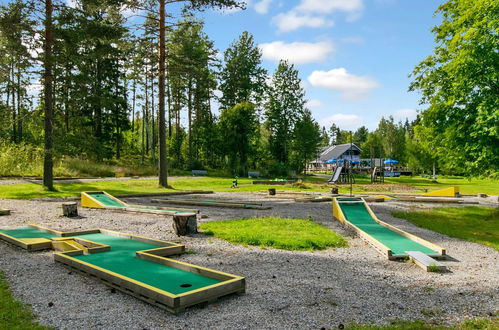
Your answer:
[81,191,199,215]
[333,197,446,270]
[0,224,245,313]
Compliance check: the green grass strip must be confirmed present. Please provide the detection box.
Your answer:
[347,317,498,329]
[0,271,51,330]
[200,217,347,251]
[392,206,499,251]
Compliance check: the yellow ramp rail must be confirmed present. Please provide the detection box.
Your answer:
[423,186,459,197]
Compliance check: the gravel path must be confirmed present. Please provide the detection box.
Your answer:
[0,193,497,329]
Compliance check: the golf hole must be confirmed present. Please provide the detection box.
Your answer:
[180,283,192,288]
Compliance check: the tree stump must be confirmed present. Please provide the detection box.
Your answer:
[268,188,276,196]
[62,202,78,217]
[172,213,197,236]
[331,187,339,194]
[0,209,10,216]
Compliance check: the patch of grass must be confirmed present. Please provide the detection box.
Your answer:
[0,174,497,199]
[199,217,347,251]
[0,271,51,329]
[420,308,442,317]
[347,317,498,329]
[392,207,499,251]
[428,265,441,272]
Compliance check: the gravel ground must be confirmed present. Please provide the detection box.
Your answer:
[0,193,497,330]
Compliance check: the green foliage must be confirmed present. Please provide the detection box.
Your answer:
[0,142,43,176]
[265,60,306,174]
[0,271,52,330]
[410,0,499,176]
[290,110,322,173]
[393,206,499,250]
[219,31,267,109]
[200,217,347,251]
[219,102,258,175]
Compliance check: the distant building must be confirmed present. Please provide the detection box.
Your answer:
[309,143,362,171]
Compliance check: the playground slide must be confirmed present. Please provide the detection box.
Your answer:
[0,224,245,313]
[81,191,197,215]
[332,197,445,260]
[328,166,343,183]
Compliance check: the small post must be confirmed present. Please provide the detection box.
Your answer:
[62,202,78,217]
[268,188,276,196]
[172,213,197,236]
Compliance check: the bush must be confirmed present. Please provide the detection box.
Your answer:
[0,143,43,176]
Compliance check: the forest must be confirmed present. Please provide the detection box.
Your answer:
[0,0,497,188]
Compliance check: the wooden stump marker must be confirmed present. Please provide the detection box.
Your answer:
[0,209,10,216]
[62,202,78,217]
[172,213,197,236]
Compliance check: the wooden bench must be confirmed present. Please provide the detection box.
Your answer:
[248,171,260,178]
[406,251,446,272]
[191,170,208,176]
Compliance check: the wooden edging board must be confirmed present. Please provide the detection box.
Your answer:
[332,198,445,260]
[0,209,10,216]
[151,199,271,210]
[332,198,392,259]
[0,224,245,313]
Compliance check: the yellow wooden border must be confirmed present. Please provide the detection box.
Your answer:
[332,198,445,259]
[1,223,245,312]
[363,202,446,256]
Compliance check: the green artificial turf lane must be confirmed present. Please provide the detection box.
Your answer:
[338,201,437,255]
[88,192,126,207]
[73,233,221,294]
[0,227,56,239]
[89,192,192,213]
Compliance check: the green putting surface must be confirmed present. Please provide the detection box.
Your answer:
[73,233,220,294]
[0,226,221,294]
[88,192,126,208]
[338,200,437,255]
[88,192,192,213]
[0,227,56,239]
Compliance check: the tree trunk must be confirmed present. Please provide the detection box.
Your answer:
[11,63,16,143]
[16,66,22,142]
[131,77,136,132]
[158,0,168,187]
[151,73,156,164]
[43,0,54,190]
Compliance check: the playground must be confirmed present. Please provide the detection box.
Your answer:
[0,186,497,329]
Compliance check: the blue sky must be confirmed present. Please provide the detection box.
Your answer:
[196,0,444,131]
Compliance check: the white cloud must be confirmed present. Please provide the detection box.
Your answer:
[393,108,417,121]
[272,11,333,33]
[306,99,323,108]
[319,113,364,130]
[308,68,379,101]
[254,0,273,14]
[297,0,364,14]
[259,41,334,64]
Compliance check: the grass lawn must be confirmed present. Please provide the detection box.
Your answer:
[0,271,51,329]
[392,207,499,251]
[348,318,498,329]
[0,175,497,199]
[199,217,347,251]
[0,177,331,199]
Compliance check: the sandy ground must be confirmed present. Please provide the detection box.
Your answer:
[0,193,497,330]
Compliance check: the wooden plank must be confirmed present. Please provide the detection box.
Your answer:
[114,191,214,198]
[406,251,446,272]
[151,199,270,210]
